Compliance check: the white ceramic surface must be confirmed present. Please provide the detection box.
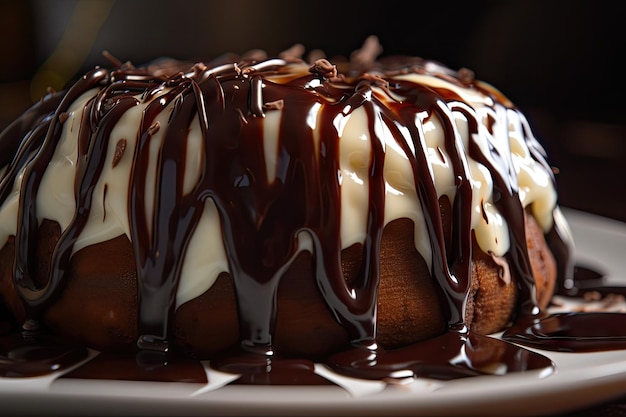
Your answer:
[1,208,625,416]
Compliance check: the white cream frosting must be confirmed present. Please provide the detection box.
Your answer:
[0,70,559,308]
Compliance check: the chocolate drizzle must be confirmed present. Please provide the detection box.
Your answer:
[11,68,110,320]
[391,81,474,330]
[1,41,625,384]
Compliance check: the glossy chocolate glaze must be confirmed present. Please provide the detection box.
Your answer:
[0,329,89,378]
[1,41,625,383]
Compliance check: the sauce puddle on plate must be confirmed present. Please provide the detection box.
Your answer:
[1,264,625,386]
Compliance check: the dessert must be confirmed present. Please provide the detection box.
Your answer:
[1,37,608,382]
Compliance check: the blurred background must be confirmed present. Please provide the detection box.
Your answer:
[1,0,625,222]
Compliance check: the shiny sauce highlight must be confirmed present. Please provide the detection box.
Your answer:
[0,54,625,384]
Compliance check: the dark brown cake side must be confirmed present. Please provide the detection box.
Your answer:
[0,209,556,359]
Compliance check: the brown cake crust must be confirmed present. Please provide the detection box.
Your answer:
[525,209,558,308]
[0,208,557,358]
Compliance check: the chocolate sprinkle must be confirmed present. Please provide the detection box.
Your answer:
[112,138,126,168]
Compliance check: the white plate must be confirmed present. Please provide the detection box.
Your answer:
[1,208,626,416]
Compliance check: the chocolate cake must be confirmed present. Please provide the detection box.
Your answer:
[3,37,608,382]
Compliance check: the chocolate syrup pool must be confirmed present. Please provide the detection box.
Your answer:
[2,264,626,385]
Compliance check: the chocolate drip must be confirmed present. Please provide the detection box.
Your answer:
[2,49,624,384]
[546,213,576,293]
[0,116,54,204]
[132,80,206,350]
[313,90,382,345]
[0,91,65,169]
[454,103,542,320]
[388,81,473,330]
[12,68,110,320]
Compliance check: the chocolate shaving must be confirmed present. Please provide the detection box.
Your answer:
[102,50,123,68]
[148,121,160,136]
[242,49,269,62]
[112,138,127,168]
[102,183,108,221]
[279,43,306,60]
[309,59,337,79]
[190,63,208,80]
[458,67,475,85]
[350,35,383,71]
[58,112,70,124]
[328,73,346,83]
[306,49,326,64]
[359,72,389,90]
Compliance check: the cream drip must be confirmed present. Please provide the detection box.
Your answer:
[0,64,560,309]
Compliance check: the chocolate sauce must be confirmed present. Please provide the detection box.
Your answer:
[503,265,626,352]
[325,331,554,381]
[503,312,626,353]
[0,330,89,378]
[60,350,207,383]
[0,46,625,386]
[209,348,333,385]
[10,68,111,320]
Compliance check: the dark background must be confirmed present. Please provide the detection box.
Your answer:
[1,0,625,223]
